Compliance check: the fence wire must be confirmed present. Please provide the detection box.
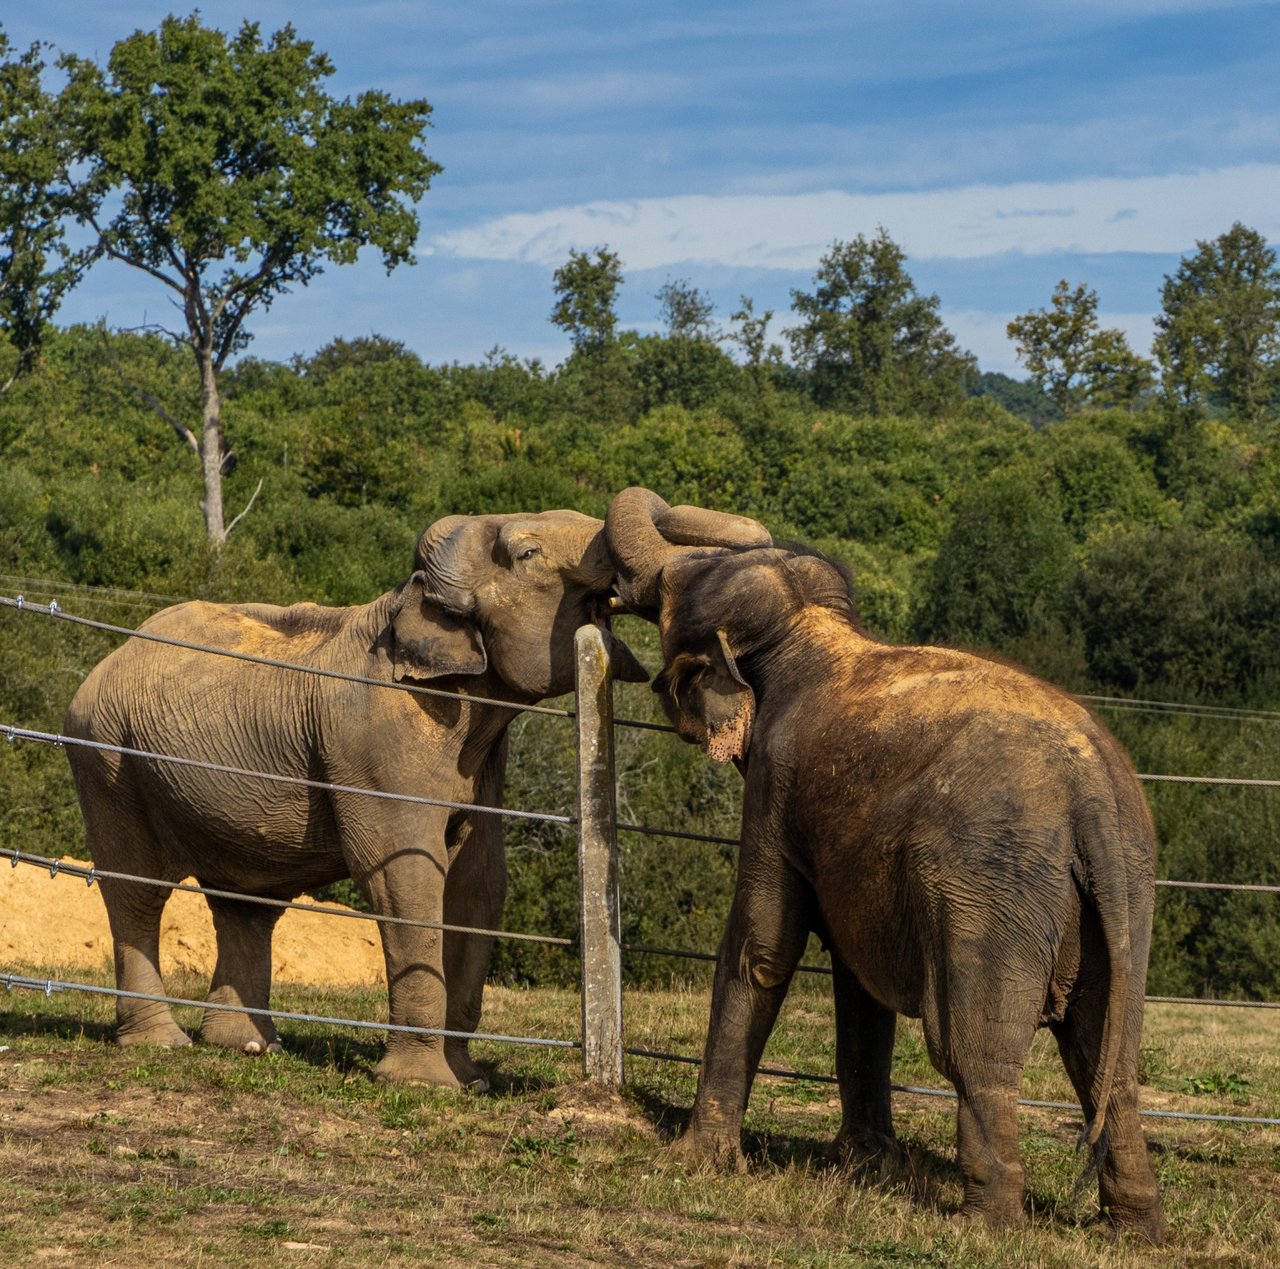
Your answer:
[4,586,1280,1129]
[4,972,1274,1129]
[0,972,578,1051]
[2,848,574,947]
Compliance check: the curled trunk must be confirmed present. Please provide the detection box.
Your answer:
[605,487,771,615]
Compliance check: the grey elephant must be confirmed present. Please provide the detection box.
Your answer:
[605,487,1165,1242]
[66,508,651,1088]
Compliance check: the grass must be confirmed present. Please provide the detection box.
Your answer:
[1,966,1277,1266]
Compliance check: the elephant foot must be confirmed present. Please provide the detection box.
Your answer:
[1102,1197,1166,1246]
[374,1044,462,1088]
[957,1187,1027,1231]
[201,1010,281,1056]
[445,1041,491,1092]
[830,1126,903,1179]
[667,1125,748,1173]
[116,1017,192,1049]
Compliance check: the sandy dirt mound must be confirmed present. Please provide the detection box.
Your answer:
[0,856,385,986]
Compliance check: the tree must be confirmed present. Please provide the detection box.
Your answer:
[1007,280,1153,415]
[12,14,439,544]
[787,228,976,416]
[656,277,716,340]
[549,246,623,350]
[727,294,782,388]
[913,465,1074,654]
[1154,222,1280,426]
[0,34,85,392]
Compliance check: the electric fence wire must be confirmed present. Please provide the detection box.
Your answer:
[3,972,1275,1128]
[5,588,1280,1114]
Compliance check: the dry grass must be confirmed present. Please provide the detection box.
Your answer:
[1,967,1277,1266]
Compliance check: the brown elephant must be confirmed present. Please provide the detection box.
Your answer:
[605,487,1165,1242]
[65,503,765,1087]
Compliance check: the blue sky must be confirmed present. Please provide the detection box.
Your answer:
[11,2,1280,375]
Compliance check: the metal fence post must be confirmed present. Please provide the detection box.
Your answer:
[574,623,624,1086]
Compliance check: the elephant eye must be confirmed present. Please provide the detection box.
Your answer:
[515,544,542,562]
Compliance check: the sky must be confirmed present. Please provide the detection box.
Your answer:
[10,1,1280,376]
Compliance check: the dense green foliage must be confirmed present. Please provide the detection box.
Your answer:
[2,303,1278,1003]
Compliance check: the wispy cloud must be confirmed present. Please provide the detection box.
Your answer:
[428,165,1280,271]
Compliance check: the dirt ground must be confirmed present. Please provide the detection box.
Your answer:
[0,854,386,986]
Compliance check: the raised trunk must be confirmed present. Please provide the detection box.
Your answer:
[605,487,771,615]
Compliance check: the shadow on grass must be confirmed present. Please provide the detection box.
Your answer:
[0,1009,116,1046]
[627,1080,972,1219]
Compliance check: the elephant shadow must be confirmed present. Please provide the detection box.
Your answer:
[0,1009,117,1047]
[278,1031,557,1096]
[630,1083,992,1219]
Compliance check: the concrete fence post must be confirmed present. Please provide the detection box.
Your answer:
[574,622,624,1086]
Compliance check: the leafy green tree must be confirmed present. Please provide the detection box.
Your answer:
[550,246,623,350]
[1154,222,1280,426]
[0,34,85,391]
[967,371,1059,427]
[1041,417,1170,541]
[1074,525,1280,700]
[787,228,976,416]
[914,464,1074,654]
[1007,280,1154,415]
[656,277,717,340]
[17,13,438,544]
[727,294,782,390]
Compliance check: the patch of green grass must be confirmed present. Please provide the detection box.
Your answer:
[2,971,1278,1264]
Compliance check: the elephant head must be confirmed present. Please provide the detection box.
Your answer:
[606,486,853,762]
[390,508,648,699]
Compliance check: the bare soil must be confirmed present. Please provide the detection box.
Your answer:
[0,855,386,987]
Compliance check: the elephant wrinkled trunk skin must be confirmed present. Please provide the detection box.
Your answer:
[63,507,645,1088]
[605,486,772,617]
[614,488,1165,1244]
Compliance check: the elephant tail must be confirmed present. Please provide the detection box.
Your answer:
[1072,788,1135,1150]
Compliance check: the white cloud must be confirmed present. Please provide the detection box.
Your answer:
[428,165,1280,271]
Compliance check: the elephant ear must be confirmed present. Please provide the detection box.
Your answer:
[390,573,488,683]
[660,630,755,764]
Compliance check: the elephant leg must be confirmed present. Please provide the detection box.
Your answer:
[98,872,192,1048]
[78,777,190,1049]
[441,819,506,1091]
[829,956,899,1171]
[1051,996,1165,1243]
[921,965,1037,1228]
[200,895,284,1055]
[673,856,810,1168]
[442,741,508,1091]
[350,813,458,1088]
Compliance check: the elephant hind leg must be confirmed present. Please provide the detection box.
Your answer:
[97,872,191,1049]
[200,895,284,1054]
[921,970,1038,1228]
[1052,997,1165,1243]
[829,958,900,1176]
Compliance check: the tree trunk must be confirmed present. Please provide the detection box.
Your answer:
[198,349,226,545]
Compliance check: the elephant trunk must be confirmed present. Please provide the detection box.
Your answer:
[605,487,772,615]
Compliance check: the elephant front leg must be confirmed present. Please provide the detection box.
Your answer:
[442,743,508,1091]
[361,841,459,1088]
[201,896,284,1054]
[673,865,810,1169]
[829,956,900,1174]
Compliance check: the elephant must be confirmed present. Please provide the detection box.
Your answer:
[604,486,1165,1242]
[65,503,764,1087]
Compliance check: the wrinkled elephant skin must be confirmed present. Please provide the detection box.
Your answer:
[65,509,646,1088]
[606,487,1165,1244]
